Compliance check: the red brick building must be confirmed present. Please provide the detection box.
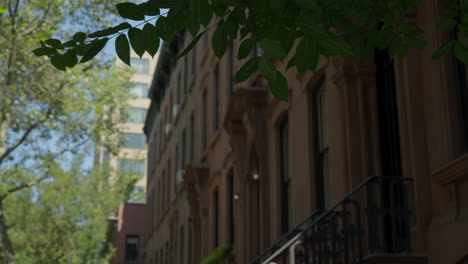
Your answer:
[110,203,147,264]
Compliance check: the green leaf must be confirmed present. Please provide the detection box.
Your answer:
[233,57,260,83]
[63,51,78,68]
[45,39,62,49]
[177,31,204,60]
[432,40,455,59]
[88,27,119,38]
[142,24,160,57]
[269,71,289,101]
[0,8,7,14]
[116,2,145,21]
[289,36,318,75]
[80,38,109,63]
[259,56,276,81]
[73,32,87,43]
[128,28,145,57]
[270,0,288,14]
[149,0,175,8]
[406,37,427,49]
[116,34,131,66]
[114,22,132,31]
[438,18,457,32]
[455,42,468,64]
[224,14,239,38]
[50,54,67,71]
[155,16,174,42]
[139,1,160,16]
[212,23,227,59]
[62,40,77,48]
[33,47,57,56]
[238,38,256,59]
[75,43,91,56]
[260,39,287,60]
[292,0,318,10]
[211,0,227,16]
[198,0,213,26]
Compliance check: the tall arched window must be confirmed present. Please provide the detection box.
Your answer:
[179,226,185,264]
[278,118,291,233]
[313,81,330,210]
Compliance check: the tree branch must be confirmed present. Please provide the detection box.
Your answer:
[0,107,52,165]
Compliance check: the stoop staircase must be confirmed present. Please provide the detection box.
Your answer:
[250,176,427,264]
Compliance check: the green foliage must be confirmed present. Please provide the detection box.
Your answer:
[2,162,136,264]
[34,0,468,101]
[1,0,135,262]
[201,244,234,264]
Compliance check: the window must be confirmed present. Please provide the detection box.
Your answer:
[184,56,188,93]
[118,159,145,176]
[125,235,139,264]
[190,113,194,161]
[228,171,235,244]
[454,0,468,151]
[130,83,149,98]
[131,58,149,73]
[192,49,196,75]
[128,186,145,204]
[177,71,182,103]
[167,159,171,207]
[157,180,162,222]
[123,108,147,123]
[182,129,186,167]
[228,41,234,95]
[180,226,185,264]
[214,64,220,130]
[279,119,291,233]
[202,90,207,150]
[455,54,468,151]
[253,42,262,57]
[314,82,330,210]
[121,133,146,149]
[213,190,219,248]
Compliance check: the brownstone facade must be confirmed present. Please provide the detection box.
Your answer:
[143,2,468,263]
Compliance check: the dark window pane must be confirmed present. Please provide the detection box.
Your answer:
[279,119,290,233]
[131,58,149,73]
[125,235,139,264]
[122,133,146,149]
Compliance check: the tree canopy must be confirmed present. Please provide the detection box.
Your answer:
[33,0,467,101]
[1,0,139,262]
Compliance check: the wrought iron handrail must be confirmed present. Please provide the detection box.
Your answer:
[249,210,323,264]
[250,176,414,264]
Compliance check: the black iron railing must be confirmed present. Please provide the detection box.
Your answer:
[250,210,323,264]
[251,176,413,264]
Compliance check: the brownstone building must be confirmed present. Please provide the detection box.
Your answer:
[143,2,468,263]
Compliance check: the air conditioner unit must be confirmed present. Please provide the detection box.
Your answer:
[176,169,185,184]
[172,104,180,118]
[164,123,172,134]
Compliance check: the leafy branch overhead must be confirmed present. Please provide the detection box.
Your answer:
[34,0,468,101]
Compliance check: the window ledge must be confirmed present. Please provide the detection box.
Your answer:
[433,153,468,186]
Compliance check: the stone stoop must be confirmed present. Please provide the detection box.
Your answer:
[362,255,428,264]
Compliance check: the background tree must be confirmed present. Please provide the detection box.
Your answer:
[0,0,138,263]
[2,161,136,264]
[35,0,467,101]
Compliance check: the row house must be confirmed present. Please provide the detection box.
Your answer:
[143,2,468,263]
